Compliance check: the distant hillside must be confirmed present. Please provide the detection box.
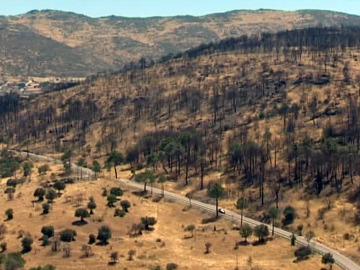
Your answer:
[2,9,360,76]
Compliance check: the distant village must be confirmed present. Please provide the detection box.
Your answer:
[0,76,83,98]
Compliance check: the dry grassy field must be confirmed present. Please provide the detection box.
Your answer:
[0,161,333,270]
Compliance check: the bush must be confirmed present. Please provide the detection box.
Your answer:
[60,229,76,242]
[120,200,131,212]
[114,209,126,217]
[166,263,178,270]
[42,235,49,246]
[41,226,54,238]
[5,209,13,220]
[110,187,123,197]
[0,242,7,252]
[107,194,117,207]
[38,164,50,175]
[294,246,311,261]
[3,253,26,270]
[34,188,46,201]
[141,217,157,230]
[21,237,33,253]
[282,206,296,226]
[97,226,111,244]
[30,265,56,270]
[88,234,96,244]
[53,181,66,195]
[42,203,50,214]
[253,224,269,242]
[46,189,57,203]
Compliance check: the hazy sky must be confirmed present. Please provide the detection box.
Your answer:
[1,0,360,17]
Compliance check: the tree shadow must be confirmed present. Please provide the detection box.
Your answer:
[252,239,267,246]
[96,241,109,246]
[108,262,117,266]
[132,190,148,197]
[72,220,88,226]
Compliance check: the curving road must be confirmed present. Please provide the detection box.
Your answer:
[118,179,360,270]
[11,150,360,270]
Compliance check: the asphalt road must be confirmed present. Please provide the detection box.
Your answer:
[118,178,360,270]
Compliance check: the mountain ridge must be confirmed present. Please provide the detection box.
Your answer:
[2,9,360,77]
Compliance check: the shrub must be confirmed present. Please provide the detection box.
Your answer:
[60,229,76,242]
[322,253,335,269]
[21,237,33,253]
[97,226,111,244]
[46,189,57,203]
[0,242,7,252]
[166,263,178,270]
[110,187,123,197]
[42,203,50,214]
[88,234,96,244]
[253,224,269,242]
[3,253,26,270]
[120,200,131,212]
[87,198,96,214]
[34,188,46,201]
[53,181,66,195]
[114,208,126,217]
[107,194,117,207]
[141,217,157,230]
[282,206,296,226]
[38,164,50,175]
[74,208,90,222]
[5,209,13,220]
[30,265,56,270]
[294,246,311,261]
[240,224,253,243]
[42,235,49,246]
[41,226,54,238]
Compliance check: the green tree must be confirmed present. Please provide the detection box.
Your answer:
[41,226,54,238]
[75,208,90,223]
[208,183,225,217]
[106,151,124,179]
[186,224,196,237]
[21,237,33,253]
[240,223,253,243]
[236,197,248,226]
[23,161,33,177]
[92,160,101,179]
[42,203,50,214]
[46,189,57,203]
[283,206,296,226]
[141,216,157,230]
[322,253,335,270]
[53,181,65,196]
[269,207,280,236]
[60,229,76,242]
[34,188,46,201]
[97,226,111,244]
[3,253,25,270]
[107,194,117,208]
[87,197,97,214]
[61,148,72,174]
[254,224,269,243]
[134,170,156,192]
[110,187,123,197]
[120,200,131,212]
[5,209,13,220]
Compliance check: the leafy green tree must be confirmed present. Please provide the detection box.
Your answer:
[60,229,76,242]
[42,203,50,214]
[186,224,196,237]
[23,161,33,177]
[240,224,253,243]
[269,207,280,236]
[97,226,111,244]
[34,188,46,201]
[158,175,166,196]
[3,253,25,270]
[41,226,54,238]
[120,200,131,212]
[254,224,269,243]
[46,189,57,203]
[282,206,296,226]
[141,216,157,230]
[87,197,97,214]
[134,170,156,192]
[61,148,72,174]
[5,209,13,220]
[53,181,65,196]
[92,161,101,179]
[110,187,123,196]
[208,183,225,217]
[236,197,248,226]
[114,209,126,217]
[21,237,33,253]
[75,208,90,222]
[322,253,335,270]
[107,194,117,207]
[106,151,124,179]
[88,234,96,244]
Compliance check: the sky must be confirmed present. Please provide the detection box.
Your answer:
[1,0,360,18]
